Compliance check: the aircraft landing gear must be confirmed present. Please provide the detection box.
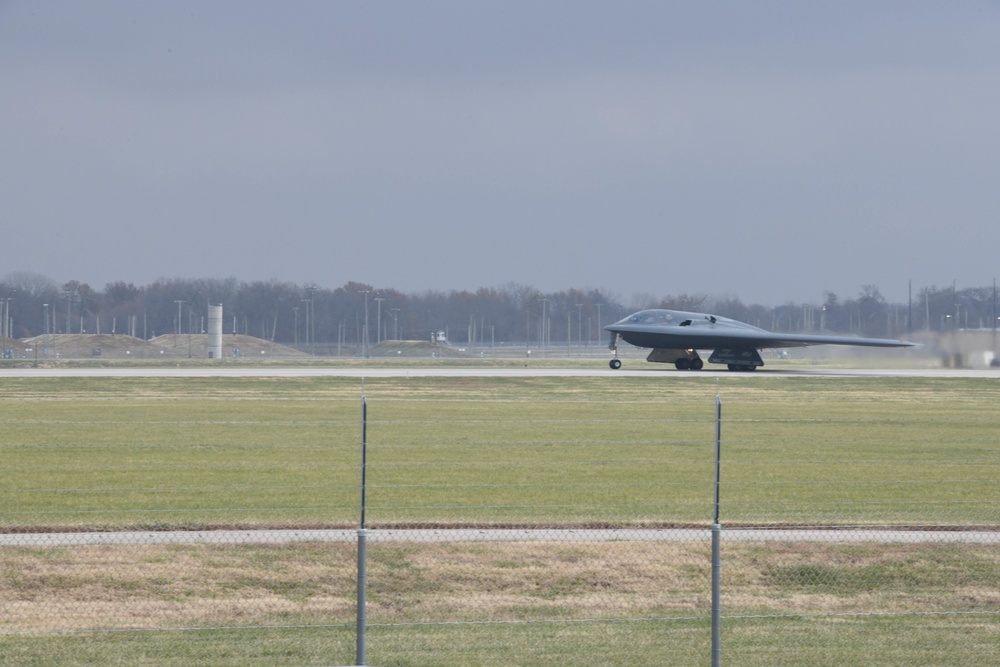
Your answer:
[674,351,704,371]
[710,349,764,372]
[609,333,622,370]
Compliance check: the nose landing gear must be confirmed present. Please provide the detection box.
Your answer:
[609,333,622,369]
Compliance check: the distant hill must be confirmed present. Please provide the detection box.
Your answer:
[9,335,464,361]
[149,334,308,360]
[368,340,470,358]
[18,333,307,360]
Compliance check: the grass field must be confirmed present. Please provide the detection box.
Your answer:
[1,374,997,527]
[1,372,998,665]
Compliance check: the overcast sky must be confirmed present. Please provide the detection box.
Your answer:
[2,1,999,305]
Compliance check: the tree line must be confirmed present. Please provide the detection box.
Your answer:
[1,271,997,348]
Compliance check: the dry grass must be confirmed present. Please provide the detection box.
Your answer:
[0,543,356,632]
[2,539,997,634]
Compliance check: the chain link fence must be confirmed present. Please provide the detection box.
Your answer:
[1,376,997,665]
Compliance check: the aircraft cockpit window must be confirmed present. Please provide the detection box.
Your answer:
[624,311,674,325]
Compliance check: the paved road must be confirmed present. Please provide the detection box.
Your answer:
[1,366,997,378]
[3,527,996,547]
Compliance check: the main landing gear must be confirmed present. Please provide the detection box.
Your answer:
[726,363,757,372]
[675,357,704,371]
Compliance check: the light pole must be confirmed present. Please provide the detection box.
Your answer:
[374,298,385,345]
[301,300,311,348]
[187,304,194,358]
[43,303,49,359]
[538,298,548,355]
[361,290,372,358]
[993,278,997,362]
[2,297,10,341]
[174,300,185,348]
[390,308,400,341]
[301,300,310,348]
[596,303,603,345]
[304,285,317,350]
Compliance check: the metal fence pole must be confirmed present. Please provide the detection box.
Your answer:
[356,392,368,666]
[712,393,722,667]
[356,528,367,666]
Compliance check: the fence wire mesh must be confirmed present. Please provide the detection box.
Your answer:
[0,375,997,666]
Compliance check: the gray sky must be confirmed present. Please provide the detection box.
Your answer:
[3,1,999,305]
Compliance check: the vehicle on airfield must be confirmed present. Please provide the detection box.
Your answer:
[605,309,916,371]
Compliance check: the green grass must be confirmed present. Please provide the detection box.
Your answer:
[1,375,997,527]
[0,374,998,665]
[1,613,997,667]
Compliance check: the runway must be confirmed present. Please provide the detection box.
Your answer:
[1,365,996,378]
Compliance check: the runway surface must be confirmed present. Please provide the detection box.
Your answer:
[1,365,997,378]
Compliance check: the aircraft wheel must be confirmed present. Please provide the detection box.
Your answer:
[609,359,622,370]
[727,364,757,372]
[675,358,691,371]
[690,358,704,371]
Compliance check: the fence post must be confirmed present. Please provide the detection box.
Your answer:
[357,528,367,666]
[712,393,722,667]
[356,392,368,666]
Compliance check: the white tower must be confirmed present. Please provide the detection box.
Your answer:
[208,305,223,359]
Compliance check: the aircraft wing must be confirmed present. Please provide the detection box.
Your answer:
[727,331,916,349]
[605,322,915,351]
